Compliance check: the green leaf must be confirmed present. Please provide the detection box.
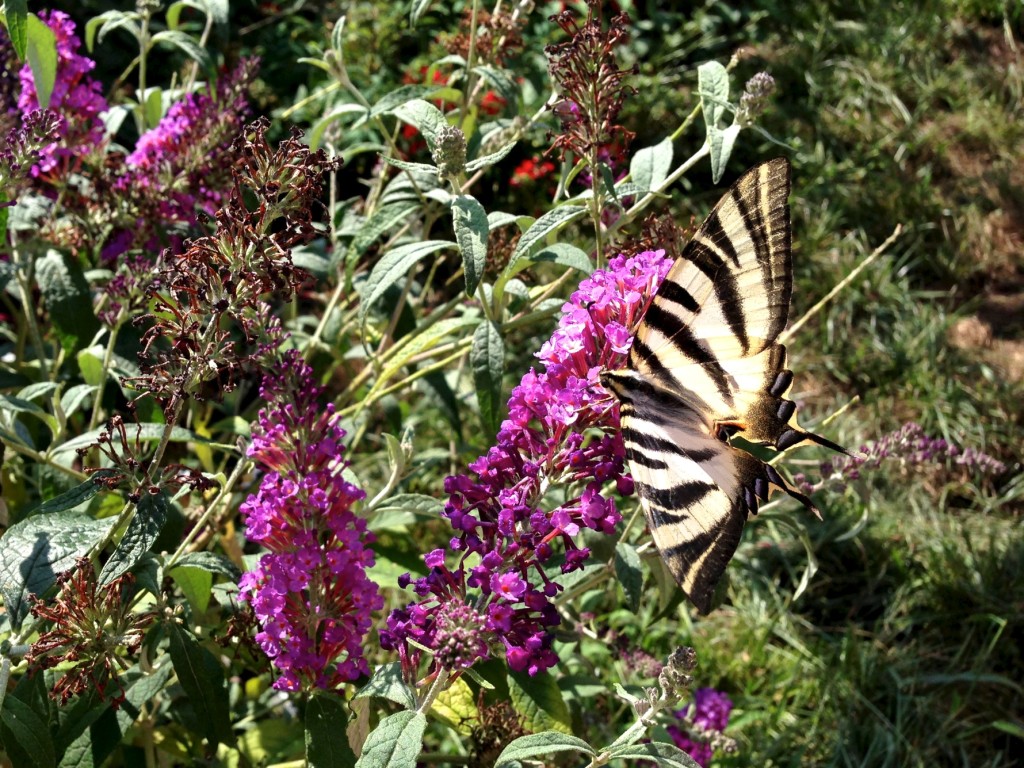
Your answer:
[606,741,702,767]
[471,320,504,436]
[370,86,435,118]
[452,195,489,296]
[370,317,477,396]
[0,511,114,629]
[630,137,673,193]
[0,695,57,768]
[309,103,370,149]
[36,250,100,354]
[487,211,519,230]
[372,493,443,520]
[60,384,96,418]
[493,732,595,767]
[508,670,572,735]
[410,0,436,26]
[167,624,234,746]
[391,99,446,153]
[306,692,357,768]
[465,139,519,173]
[355,662,417,710]
[528,244,593,275]
[25,14,57,109]
[25,473,112,517]
[506,205,587,268]
[431,676,477,734]
[170,565,213,614]
[150,29,211,71]
[54,423,200,456]
[4,0,28,59]
[354,710,426,768]
[346,200,419,265]
[99,491,169,586]
[472,64,519,106]
[380,156,437,174]
[359,240,455,323]
[698,60,736,184]
[171,551,241,580]
[142,86,164,130]
[615,541,643,613]
[85,10,141,51]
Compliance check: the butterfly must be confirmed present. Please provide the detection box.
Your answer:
[600,158,846,613]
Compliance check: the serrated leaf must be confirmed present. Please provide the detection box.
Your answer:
[527,244,593,275]
[359,240,455,322]
[25,473,112,517]
[60,384,95,418]
[355,662,417,710]
[1,695,57,768]
[306,692,357,768]
[508,670,572,735]
[347,200,419,263]
[309,103,370,149]
[25,13,57,109]
[171,551,241,580]
[5,0,28,59]
[0,511,114,629]
[465,139,518,173]
[430,677,477,735]
[710,123,741,184]
[371,317,477,394]
[167,624,234,746]
[698,61,735,184]
[472,64,518,106]
[615,541,643,613]
[410,0,435,25]
[54,423,200,456]
[452,195,488,296]
[372,493,443,519]
[471,320,504,436]
[354,710,426,768]
[18,381,59,402]
[630,137,673,193]
[99,491,169,586]
[150,29,211,70]
[504,205,586,272]
[371,86,435,118]
[36,249,100,354]
[487,211,518,230]
[391,99,446,153]
[606,741,702,767]
[493,732,595,767]
[169,565,213,613]
[380,156,437,174]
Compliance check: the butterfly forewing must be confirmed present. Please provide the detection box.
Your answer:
[604,158,844,614]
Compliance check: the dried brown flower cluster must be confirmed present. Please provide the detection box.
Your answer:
[545,1,636,164]
[442,6,527,68]
[127,119,340,412]
[25,559,156,707]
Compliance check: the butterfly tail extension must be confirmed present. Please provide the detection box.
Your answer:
[742,344,849,457]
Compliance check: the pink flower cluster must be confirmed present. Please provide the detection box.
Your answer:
[667,688,735,767]
[239,350,383,692]
[381,250,674,678]
[16,10,108,176]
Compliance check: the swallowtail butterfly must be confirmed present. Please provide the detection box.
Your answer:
[600,158,845,613]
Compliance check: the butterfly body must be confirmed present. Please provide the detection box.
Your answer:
[602,158,845,614]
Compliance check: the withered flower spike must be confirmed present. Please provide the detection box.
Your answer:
[26,558,157,708]
[545,2,637,165]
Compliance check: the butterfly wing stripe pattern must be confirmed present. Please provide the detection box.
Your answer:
[601,157,846,614]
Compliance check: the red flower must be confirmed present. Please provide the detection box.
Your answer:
[510,157,556,187]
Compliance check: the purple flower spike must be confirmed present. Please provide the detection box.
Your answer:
[382,250,674,681]
[666,687,735,767]
[239,350,383,692]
